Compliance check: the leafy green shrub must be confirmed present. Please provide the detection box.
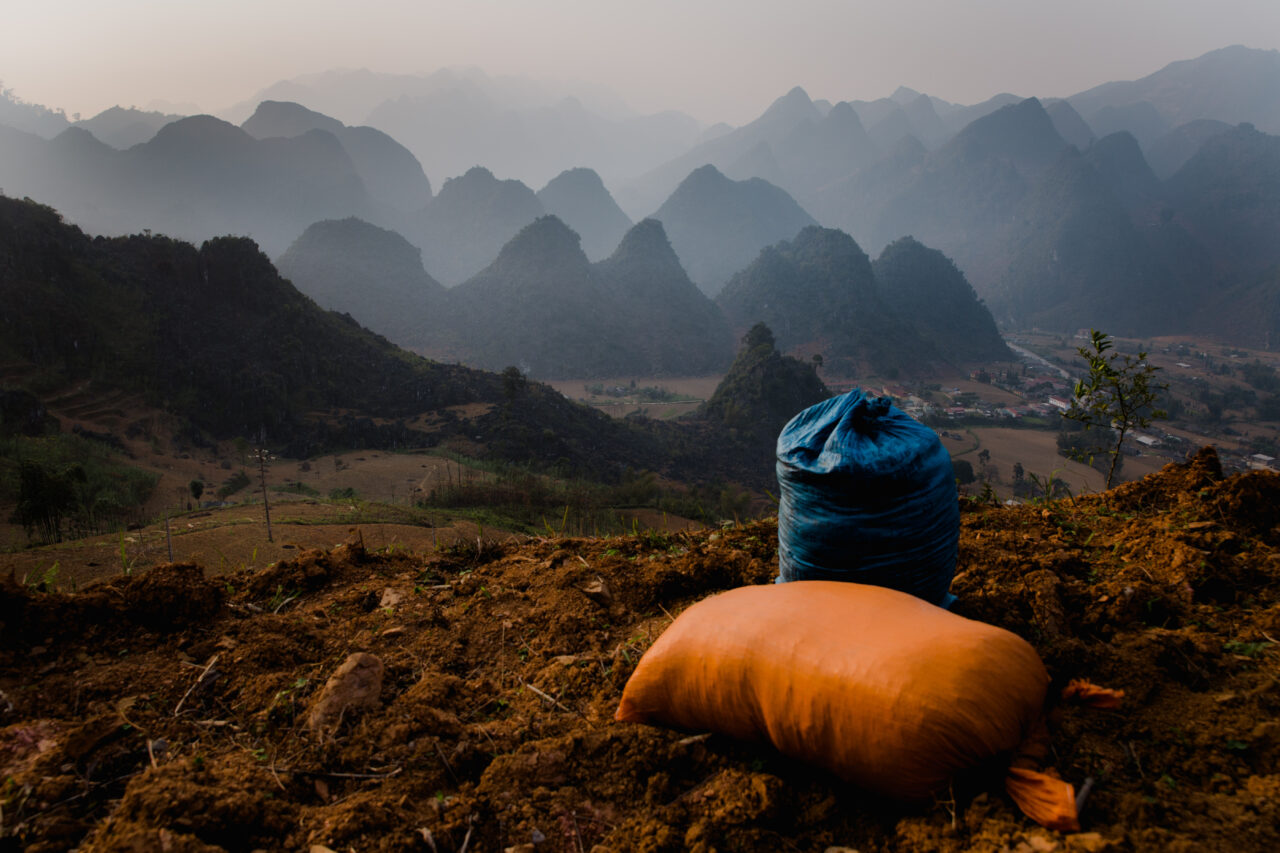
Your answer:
[1066,330,1166,488]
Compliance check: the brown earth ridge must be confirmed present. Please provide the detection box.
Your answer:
[1,446,1278,851]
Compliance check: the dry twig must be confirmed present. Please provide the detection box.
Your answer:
[458,814,476,853]
[1076,776,1097,816]
[269,766,402,780]
[519,679,572,713]
[173,654,219,716]
[434,739,460,787]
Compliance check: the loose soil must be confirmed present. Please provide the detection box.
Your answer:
[2,447,1278,852]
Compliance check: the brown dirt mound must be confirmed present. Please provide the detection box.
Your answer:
[2,447,1278,851]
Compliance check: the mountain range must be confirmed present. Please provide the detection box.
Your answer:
[279,211,1009,381]
[652,165,818,297]
[242,100,433,213]
[0,114,380,257]
[4,45,1280,348]
[1067,45,1280,141]
[275,217,448,347]
[808,97,1280,344]
[7,45,1277,194]
[281,214,737,379]
[222,67,704,189]
[716,227,935,377]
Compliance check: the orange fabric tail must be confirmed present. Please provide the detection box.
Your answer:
[1005,767,1080,832]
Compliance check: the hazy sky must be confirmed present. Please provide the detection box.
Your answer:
[5,0,1279,125]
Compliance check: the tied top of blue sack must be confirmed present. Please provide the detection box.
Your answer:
[776,389,944,481]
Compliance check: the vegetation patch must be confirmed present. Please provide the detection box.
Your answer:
[0,433,157,544]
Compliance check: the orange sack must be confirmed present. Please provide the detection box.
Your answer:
[616,581,1051,801]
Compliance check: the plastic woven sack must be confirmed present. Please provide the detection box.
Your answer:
[776,389,958,607]
[616,582,1059,811]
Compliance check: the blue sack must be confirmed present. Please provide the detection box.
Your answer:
[775,389,959,608]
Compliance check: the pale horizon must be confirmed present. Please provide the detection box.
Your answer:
[4,1,1280,127]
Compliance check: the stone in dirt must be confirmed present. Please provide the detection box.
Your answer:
[580,576,614,608]
[305,652,385,735]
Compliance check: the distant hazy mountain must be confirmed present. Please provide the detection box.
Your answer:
[621,86,818,217]
[941,96,1069,172]
[934,93,1026,138]
[0,125,119,229]
[1166,123,1280,282]
[888,86,960,117]
[716,226,940,376]
[847,96,906,130]
[1085,101,1170,150]
[438,216,637,377]
[1192,266,1280,351]
[1068,45,1280,137]
[900,95,949,148]
[222,68,466,126]
[774,101,880,198]
[140,116,374,254]
[536,168,633,261]
[723,141,789,188]
[0,89,70,137]
[1145,119,1233,179]
[74,106,184,149]
[848,90,984,150]
[992,146,1194,334]
[225,67,630,127]
[1043,99,1096,151]
[624,87,879,219]
[0,114,378,256]
[594,219,734,376]
[1084,131,1163,216]
[872,237,1011,364]
[426,216,733,378]
[837,97,1069,285]
[797,64,1280,346]
[864,104,919,152]
[807,135,927,250]
[276,217,447,349]
[411,166,545,285]
[224,68,705,192]
[651,165,818,297]
[370,89,704,192]
[242,100,432,213]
